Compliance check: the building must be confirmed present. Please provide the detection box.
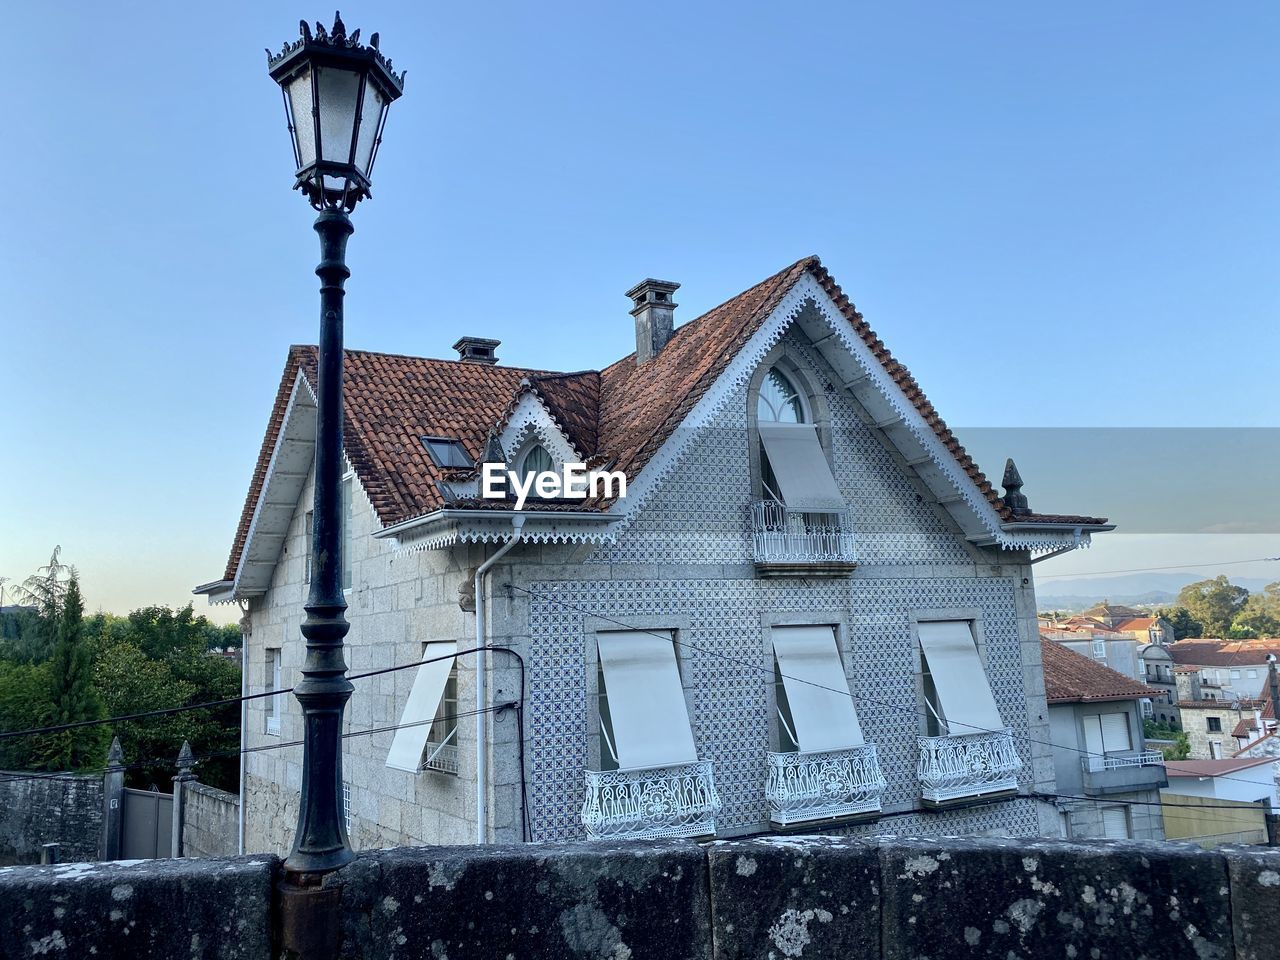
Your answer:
[1115,615,1174,647]
[1039,621,1141,683]
[1077,602,1146,630]
[1162,756,1278,847]
[1041,639,1166,840]
[1167,639,1280,701]
[1176,693,1267,760]
[1137,643,1179,727]
[196,258,1111,852]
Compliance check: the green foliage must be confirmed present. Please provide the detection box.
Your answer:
[1230,582,1280,638]
[1175,576,1250,638]
[38,578,108,770]
[1157,607,1203,641]
[0,660,52,769]
[1143,719,1190,759]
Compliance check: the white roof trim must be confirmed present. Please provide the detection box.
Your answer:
[610,272,1105,552]
[376,508,620,555]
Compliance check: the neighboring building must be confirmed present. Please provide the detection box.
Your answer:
[1040,620,1141,682]
[1041,639,1166,840]
[1115,616,1174,647]
[1078,602,1146,630]
[1165,757,1277,808]
[197,258,1111,853]
[1138,643,1179,726]
[1162,756,1277,847]
[1167,639,1280,701]
[1176,696,1267,760]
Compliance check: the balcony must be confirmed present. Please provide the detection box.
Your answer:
[749,500,856,576]
[917,730,1022,807]
[421,739,459,775]
[1080,750,1167,796]
[581,760,721,841]
[766,745,887,827]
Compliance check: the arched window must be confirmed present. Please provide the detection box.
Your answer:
[521,444,554,481]
[757,367,806,423]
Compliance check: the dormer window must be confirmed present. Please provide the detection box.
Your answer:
[422,437,474,470]
[521,444,554,481]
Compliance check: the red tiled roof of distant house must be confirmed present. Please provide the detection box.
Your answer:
[1230,700,1276,739]
[222,258,1109,580]
[1164,756,1278,777]
[1166,639,1280,668]
[1115,617,1159,631]
[1041,640,1159,704]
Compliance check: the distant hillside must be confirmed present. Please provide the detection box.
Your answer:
[1035,572,1273,613]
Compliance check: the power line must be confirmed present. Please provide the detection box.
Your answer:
[1035,556,1280,581]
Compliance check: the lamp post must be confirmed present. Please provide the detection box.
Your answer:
[266,12,404,879]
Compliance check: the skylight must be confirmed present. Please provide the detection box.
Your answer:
[422,437,474,470]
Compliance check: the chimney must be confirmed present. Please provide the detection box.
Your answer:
[626,279,679,364]
[453,336,501,364]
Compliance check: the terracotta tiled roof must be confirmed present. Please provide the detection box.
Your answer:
[221,258,1108,580]
[1231,701,1275,739]
[1041,639,1158,703]
[1115,617,1158,631]
[1165,756,1277,777]
[1167,639,1280,667]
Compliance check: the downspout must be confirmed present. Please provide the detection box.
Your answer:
[236,600,250,856]
[475,515,526,844]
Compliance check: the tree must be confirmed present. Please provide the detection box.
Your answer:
[3,547,73,663]
[1175,577,1248,638]
[37,577,108,770]
[1157,607,1202,641]
[1230,583,1280,639]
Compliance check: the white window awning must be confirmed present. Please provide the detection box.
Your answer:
[597,631,698,770]
[917,621,1005,736]
[758,423,844,512]
[386,641,457,772]
[772,625,864,752]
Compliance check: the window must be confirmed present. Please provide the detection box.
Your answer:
[1101,806,1130,839]
[1092,639,1106,659]
[770,625,864,753]
[917,621,1005,738]
[341,476,353,590]
[1247,670,1258,679]
[594,630,697,771]
[1231,670,1242,680]
[1207,717,1222,732]
[1059,811,1072,839]
[423,664,459,774]
[303,511,313,584]
[521,444,554,481]
[386,642,458,772]
[757,367,806,423]
[1084,712,1132,758]
[422,436,474,470]
[266,648,282,735]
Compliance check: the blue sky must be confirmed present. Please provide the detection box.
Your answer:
[2,2,1278,621]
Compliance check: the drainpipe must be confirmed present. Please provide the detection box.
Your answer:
[237,600,250,856]
[475,515,525,844]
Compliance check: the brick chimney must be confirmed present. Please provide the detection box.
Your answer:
[453,336,500,364]
[626,279,679,364]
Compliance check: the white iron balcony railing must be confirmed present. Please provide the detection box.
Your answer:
[766,744,887,826]
[917,730,1022,805]
[581,760,721,841]
[1081,750,1164,774]
[749,500,856,568]
[421,739,459,775]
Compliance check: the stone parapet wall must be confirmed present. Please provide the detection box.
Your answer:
[182,780,240,858]
[0,770,103,864]
[2,836,1278,958]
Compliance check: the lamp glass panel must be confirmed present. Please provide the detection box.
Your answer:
[285,66,316,168]
[353,83,388,176]
[315,65,362,164]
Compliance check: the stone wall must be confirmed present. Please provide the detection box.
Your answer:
[182,780,240,858]
[0,770,103,864]
[2,837,1279,959]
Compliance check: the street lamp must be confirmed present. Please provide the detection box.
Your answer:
[267,12,404,878]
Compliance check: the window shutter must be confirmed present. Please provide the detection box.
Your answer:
[1083,716,1104,759]
[597,631,697,770]
[1100,713,1131,753]
[1101,807,1129,839]
[386,642,457,772]
[916,622,1005,736]
[771,625,864,752]
[757,424,844,511]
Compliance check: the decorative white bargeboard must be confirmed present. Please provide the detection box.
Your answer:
[917,730,1022,804]
[1081,750,1164,774]
[581,760,721,840]
[766,745,887,826]
[749,500,856,565]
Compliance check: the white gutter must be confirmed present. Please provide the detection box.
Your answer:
[473,514,525,844]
